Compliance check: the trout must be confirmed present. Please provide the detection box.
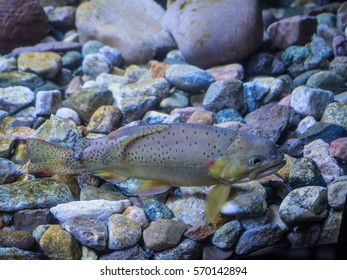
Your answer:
[26,123,285,222]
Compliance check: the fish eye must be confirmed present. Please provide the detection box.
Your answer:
[249,156,263,166]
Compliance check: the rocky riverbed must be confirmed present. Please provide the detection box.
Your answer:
[0,0,347,260]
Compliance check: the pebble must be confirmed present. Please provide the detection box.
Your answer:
[0,247,42,260]
[337,2,347,31]
[267,15,317,49]
[279,186,328,227]
[14,209,56,233]
[317,13,336,27]
[39,225,81,260]
[215,108,245,124]
[76,0,175,64]
[0,71,44,90]
[61,217,108,251]
[163,0,263,68]
[153,238,202,260]
[0,86,35,115]
[220,190,267,218]
[160,90,189,112]
[327,177,347,210]
[306,70,345,94]
[143,200,173,221]
[18,52,62,78]
[329,56,347,79]
[232,181,267,198]
[99,46,123,67]
[81,40,104,57]
[86,105,121,134]
[124,206,149,230]
[143,219,187,251]
[330,137,347,161]
[288,157,326,189]
[211,220,242,249]
[0,138,15,158]
[281,45,310,67]
[172,197,206,226]
[0,179,73,212]
[239,210,270,230]
[290,85,334,119]
[202,79,245,112]
[108,214,142,250]
[318,209,343,245]
[81,245,98,260]
[55,107,81,125]
[292,70,321,87]
[100,245,146,260]
[241,103,294,142]
[45,6,76,31]
[247,53,286,76]
[334,91,347,102]
[0,230,36,250]
[67,87,113,121]
[62,51,83,70]
[296,116,317,135]
[142,111,170,124]
[310,35,333,60]
[299,122,346,145]
[165,64,215,92]
[186,110,214,125]
[235,224,283,255]
[0,158,25,184]
[0,56,17,72]
[333,35,347,57]
[35,90,62,116]
[304,139,343,183]
[82,53,112,79]
[96,73,130,87]
[183,224,215,241]
[287,224,321,249]
[321,102,347,130]
[50,199,131,223]
[207,63,244,81]
[12,42,82,57]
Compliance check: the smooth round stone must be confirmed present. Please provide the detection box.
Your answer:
[211,220,242,249]
[203,79,244,112]
[0,86,35,114]
[87,105,121,134]
[0,56,17,72]
[62,51,83,70]
[32,225,50,244]
[296,116,317,135]
[186,110,214,125]
[235,224,283,255]
[143,200,173,221]
[50,199,131,223]
[0,71,44,90]
[163,0,263,68]
[108,214,142,250]
[81,245,98,260]
[165,64,214,92]
[124,206,149,229]
[292,70,321,88]
[290,85,334,119]
[207,63,244,81]
[281,46,310,67]
[0,230,35,250]
[321,102,347,130]
[0,247,42,260]
[40,225,81,260]
[55,107,81,125]
[18,52,62,78]
[143,219,187,251]
[279,186,328,227]
[172,197,206,226]
[99,46,123,67]
[82,53,112,79]
[142,110,170,124]
[0,158,25,184]
[215,108,244,124]
[306,70,345,94]
[0,178,73,212]
[45,6,76,31]
[35,90,62,116]
[310,35,333,60]
[239,210,270,231]
[221,190,267,218]
[289,158,326,189]
[247,53,286,76]
[327,179,347,210]
[183,224,215,241]
[67,87,113,121]
[304,139,343,183]
[61,217,108,251]
[153,238,202,260]
[100,245,146,260]
[81,40,104,57]
[317,13,336,27]
[160,90,189,112]
[329,56,347,79]
[330,137,347,161]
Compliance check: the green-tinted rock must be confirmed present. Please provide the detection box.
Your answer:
[0,86,35,114]
[0,178,74,212]
[0,158,24,184]
[321,102,347,130]
[212,220,242,249]
[0,247,42,260]
[143,200,173,221]
[18,52,62,78]
[289,158,326,188]
[118,96,158,123]
[306,71,345,94]
[0,230,36,250]
[0,71,44,90]
[62,51,83,70]
[67,87,113,121]
[39,225,81,260]
[87,105,121,134]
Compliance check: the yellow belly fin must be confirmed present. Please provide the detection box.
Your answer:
[124,179,171,196]
[205,184,231,224]
[102,124,170,165]
[93,170,128,184]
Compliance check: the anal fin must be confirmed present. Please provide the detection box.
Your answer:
[118,178,171,196]
[205,184,231,224]
[93,170,128,184]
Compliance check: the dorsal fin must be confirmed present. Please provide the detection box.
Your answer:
[102,124,170,165]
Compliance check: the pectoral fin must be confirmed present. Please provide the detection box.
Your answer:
[205,184,231,224]
[102,124,170,165]
[93,170,128,184]
[118,178,171,196]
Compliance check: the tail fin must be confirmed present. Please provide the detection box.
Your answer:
[26,138,80,176]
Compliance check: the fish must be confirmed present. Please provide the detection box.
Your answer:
[26,123,285,223]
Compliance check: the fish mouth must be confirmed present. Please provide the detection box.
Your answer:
[249,160,286,180]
